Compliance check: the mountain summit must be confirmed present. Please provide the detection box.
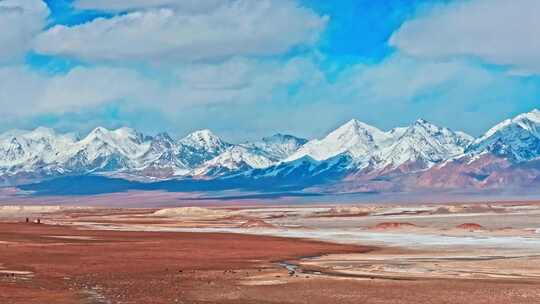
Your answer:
[467,109,540,162]
[286,119,391,162]
[3,109,540,194]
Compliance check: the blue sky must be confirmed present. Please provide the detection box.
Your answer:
[1,0,539,141]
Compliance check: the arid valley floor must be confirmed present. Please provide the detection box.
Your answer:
[2,200,540,303]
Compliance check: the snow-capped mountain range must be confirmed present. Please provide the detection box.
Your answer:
[0,127,307,184]
[286,118,474,173]
[466,109,540,162]
[3,109,540,193]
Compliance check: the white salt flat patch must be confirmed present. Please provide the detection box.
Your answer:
[152,207,231,219]
[137,227,540,250]
[77,222,540,251]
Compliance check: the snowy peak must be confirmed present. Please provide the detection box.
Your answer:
[86,127,143,144]
[54,127,150,173]
[76,127,147,157]
[285,117,471,172]
[25,127,57,139]
[404,119,471,145]
[410,118,444,131]
[179,129,230,153]
[4,109,540,187]
[413,118,429,125]
[192,146,274,177]
[0,127,76,168]
[180,129,222,147]
[174,129,231,168]
[480,109,540,141]
[244,133,307,160]
[329,119,389,144]
[287,119,389,161]
[518,108,540,122]
[192,133,307,177]
[377,119,473,170]
[1,127,65,142]
[468,109,540,162]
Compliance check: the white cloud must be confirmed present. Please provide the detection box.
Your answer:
[73,0,224,13]
[318,54,540,135]
[177,57,322,90]
[0,66,156,115]
[0,57,323,117]
[170,57,324,105]
[34,0,327,63]
[390,0,540,73]
[0,0,48,64]
[339,55,500,102]
[1,53,538,139]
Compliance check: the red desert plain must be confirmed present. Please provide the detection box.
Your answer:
[2,0,540,302]
[1,200,540,303]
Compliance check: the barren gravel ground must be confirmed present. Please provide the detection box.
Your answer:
[2,201,540,303]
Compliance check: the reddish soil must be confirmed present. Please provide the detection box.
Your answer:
[371,222,418,230]
[0,222,366,304]
[1,222,540,303]
[456,223,485,230]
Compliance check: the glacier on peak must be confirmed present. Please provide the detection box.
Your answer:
[3,109,540,190]
[467,109,540,162]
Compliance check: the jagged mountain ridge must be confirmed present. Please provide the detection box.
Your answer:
[3,109,540,193]
[466,109,540,162]
[0,126,309,184]
[285,118,473,173]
